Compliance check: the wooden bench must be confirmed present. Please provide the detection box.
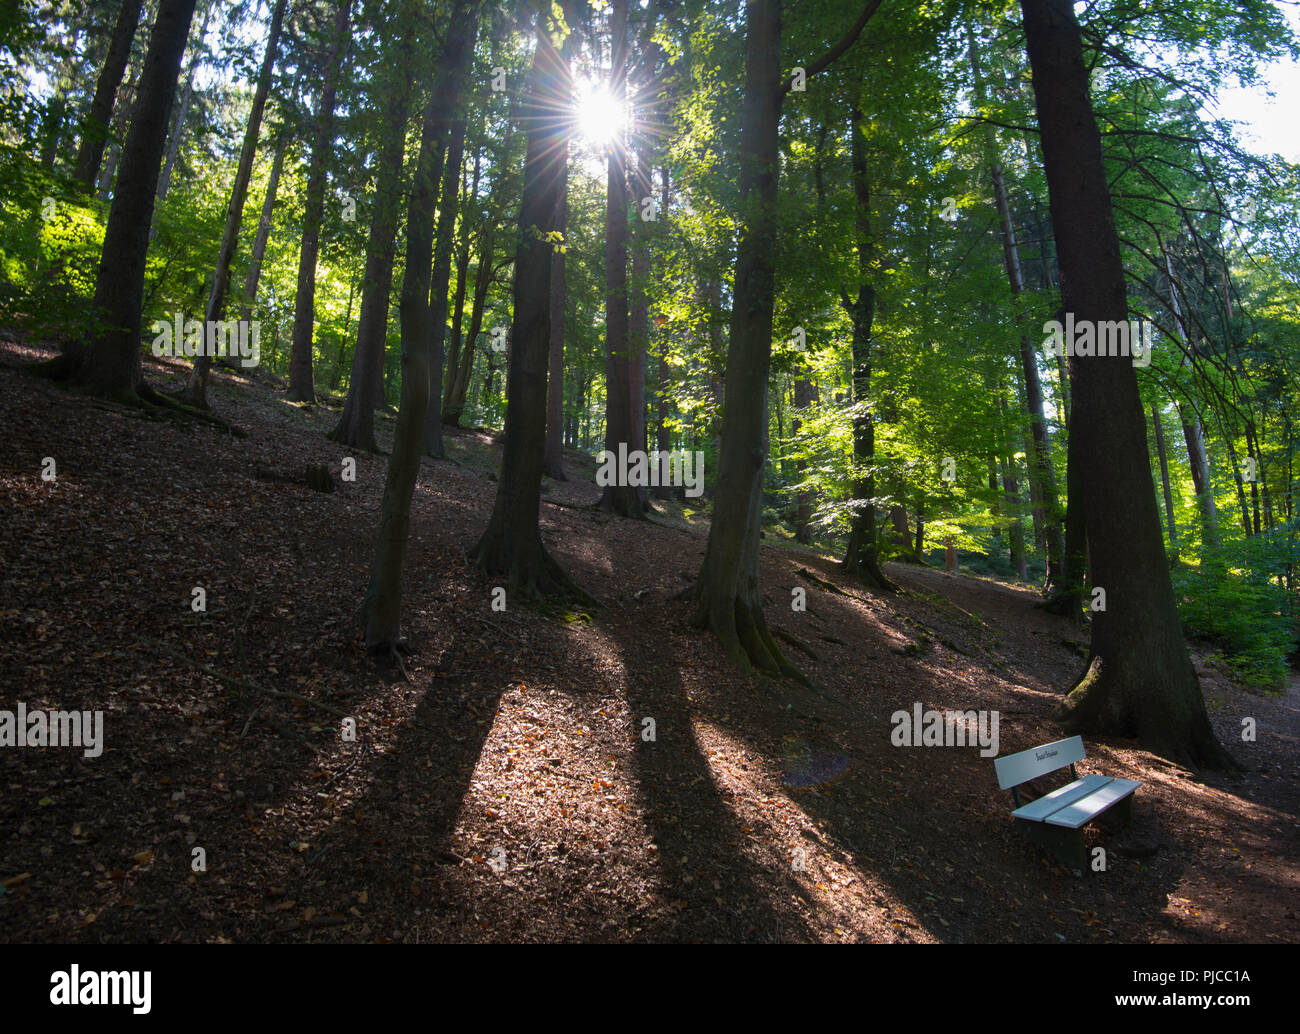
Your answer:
[993,735,1140,870]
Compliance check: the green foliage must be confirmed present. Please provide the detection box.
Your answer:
[0,150,103,335]
[1173,528,1298,689]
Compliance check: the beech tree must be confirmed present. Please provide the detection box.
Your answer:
[687,0,882,673]
[184,0,288,407]
[329,11,417,451]
[597,0,642,516]
[1020,0,1232,768]
[839,106,894,593]
[361,0,481,652]
[37,0,199,400]
[469,2,590,600]
[287,0,353,404]
[72,0,144,191]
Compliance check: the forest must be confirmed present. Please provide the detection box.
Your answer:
[0,0,1297,951]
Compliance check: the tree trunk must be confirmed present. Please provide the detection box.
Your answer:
[598,0,642,517]
[792,372,816,539]
[1246,422,1263,534]
[329,64,412,452]
[839,106,893,592]
[422,38,479,458]
[988,454,1002,556]
[689,0,880,670]
[331,270,357,388]
[444,224,495,426]
[687,0,796,675]
[1043,405,1088,614]
[42,0,197,399]
[1164,250,1221,551]
[1179,403,1220,550]
[969,23,1064,588]
[889,503,908,550]
[286,0,352,404]
[1021,0,1231,769]
[1001,451,1028,581]
[73,0,145,190]
[543,140,569,480]
[360,0,476,651]
[156,0,212,204]
[184,0,287,406]
[627,141,653,507]
[1151,401,1178,552]
[652,162,674,500]
[1221,432,1252,537]
[240,129,286,326]
[469,14,588,602]
[443,150,479,415]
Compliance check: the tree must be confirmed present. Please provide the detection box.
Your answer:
[329,33,414,451]
[470,4,590,601]
[839,106,894,592]
[1020,0,1233,768]
[72,0,145,190]
[240,128,288,327]
[443,218,502,426]
[421,21,481,458]
[156,0,214,204]
[184,0,288,407]
[36,0,199,400]
[967,21,1064,589]
[287,0,353,403]
[360,0,480,651]
[687,0,882,673]
[543,139,569,481]
[598,0,643,516]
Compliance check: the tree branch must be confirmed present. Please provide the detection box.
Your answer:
[779,0,885,101]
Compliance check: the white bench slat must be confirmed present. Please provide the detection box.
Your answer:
[1044,777,1140,829]
[1010,773,1112,823]
[994,735,1086,789]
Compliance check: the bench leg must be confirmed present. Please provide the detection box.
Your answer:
[1095,793,1133,831]
[1016,819,1087,872]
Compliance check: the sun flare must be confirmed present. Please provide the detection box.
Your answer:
[574,78,629,148]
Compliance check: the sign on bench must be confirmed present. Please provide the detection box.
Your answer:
[993,736,1140,871]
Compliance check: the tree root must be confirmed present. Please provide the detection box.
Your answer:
[470,529,600,611]
[25,352,77,380]
[685,580,809,686]
[1038,588,1084,618]
[144,382,246,435]
[771,626,820,660]
[797,567,851,596]
[1057,654,1243,772]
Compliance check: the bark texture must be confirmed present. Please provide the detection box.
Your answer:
[73,0,145,190]
[287,0,352,403]
[1021,0,1232,768]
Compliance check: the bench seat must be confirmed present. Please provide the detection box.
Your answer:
[1042,777,1140,829]
[1010,773,1140,828]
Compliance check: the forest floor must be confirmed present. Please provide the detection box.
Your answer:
[1,338,1297,943]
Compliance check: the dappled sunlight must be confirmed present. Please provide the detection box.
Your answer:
[685,719,939,942]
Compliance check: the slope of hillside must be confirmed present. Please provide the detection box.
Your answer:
[2,340,1296,943]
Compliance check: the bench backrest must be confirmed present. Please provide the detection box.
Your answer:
[994,735,1086,789]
